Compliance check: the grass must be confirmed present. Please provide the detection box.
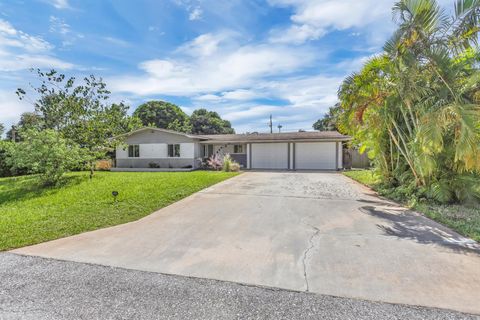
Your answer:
[344,169,480,242]
[0,171,238,251]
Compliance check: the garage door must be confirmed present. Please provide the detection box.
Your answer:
[251,143,288,169]
[295,142,337,170]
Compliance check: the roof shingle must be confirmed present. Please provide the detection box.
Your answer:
[196,131,351,143]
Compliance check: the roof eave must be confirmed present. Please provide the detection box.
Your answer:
[199,137,352,144]
[115,127,203,140]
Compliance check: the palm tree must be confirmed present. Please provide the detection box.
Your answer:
[338,0,480,203]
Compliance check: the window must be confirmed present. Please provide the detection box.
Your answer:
[233,144,244,153]
[128,145,140,157]
[203,145,214,157]
[168,144,180,157]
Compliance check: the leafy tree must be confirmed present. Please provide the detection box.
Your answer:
[190,108,235,134]
[313,104,341,131]
[337,0,480,204]
[6,112,44,141]
[0,141,16,177]
[133,101,191,132]
[108,103,143,134]
[9,129,83,185]
[0,123,4,137]
[167,118,192,133]
[17,69,139,178]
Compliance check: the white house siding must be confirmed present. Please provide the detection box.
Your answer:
[180,143,195,158]
[139,144,167,158]
[116,147,128,159]
[194,143,202,159]
[115,129,200,169]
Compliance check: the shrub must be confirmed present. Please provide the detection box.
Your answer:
[230,162,241,172]
[223,154,233,172]
[207,154,222,171]
[9,129,84,186]
[222,154,240,172]
[96,160,112,171]
[0,141,16,177]
[148,162,160,168]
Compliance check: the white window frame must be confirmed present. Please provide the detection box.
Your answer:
[233,144,244,154]
[128,144,140,158]
[168,144,181,157]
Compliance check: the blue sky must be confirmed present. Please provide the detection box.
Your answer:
[0,0,453,133]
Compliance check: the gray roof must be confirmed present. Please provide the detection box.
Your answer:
[196,131,351,143]
[119,127,351,143]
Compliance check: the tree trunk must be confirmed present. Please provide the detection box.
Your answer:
[89,161,94,179]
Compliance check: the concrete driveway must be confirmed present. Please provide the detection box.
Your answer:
[13,172,480,315]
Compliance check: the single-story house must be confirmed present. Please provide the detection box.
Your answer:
[115,127,351,171]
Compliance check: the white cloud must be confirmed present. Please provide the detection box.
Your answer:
[223,104,282,122]
[289,0,391,29]
[267,0,394,44]
[172,0,203,21]
[47,0,70,9]
[176,33,225,57]
[0,19,73,71]
[0,53,73,71]
[218,100,333,133]
[0,89,33,131]
[189,7,203,20]
[193,89,261,102]
[0,20,52,52]
[103,36,131,47]
[109,36,315,96]
[109,29,352,133]
[194,94,223,102]
[0,20,16,35]
[222,89,260,101]
[49,16,71,35]
[270,24,326,44]
[187,73,345,133]
[335,54,377,73]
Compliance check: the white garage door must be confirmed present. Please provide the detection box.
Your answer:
[251,143,288,169]
[295,142,337,170]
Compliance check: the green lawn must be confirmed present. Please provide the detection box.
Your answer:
[0,171,238,251]
[344,170,480,242]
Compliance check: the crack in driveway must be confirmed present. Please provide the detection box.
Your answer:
[302,226,320,292]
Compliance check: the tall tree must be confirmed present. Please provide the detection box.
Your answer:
[313,103,341,131]
[0,123,4,137]
[338,0,480,203]
[6,112,44,141]
[17,69,139,178]
[190,108,235,134]
[133,101,191,132]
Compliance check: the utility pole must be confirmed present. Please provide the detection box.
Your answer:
[277,125,283,133]
[268,114,273,133]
